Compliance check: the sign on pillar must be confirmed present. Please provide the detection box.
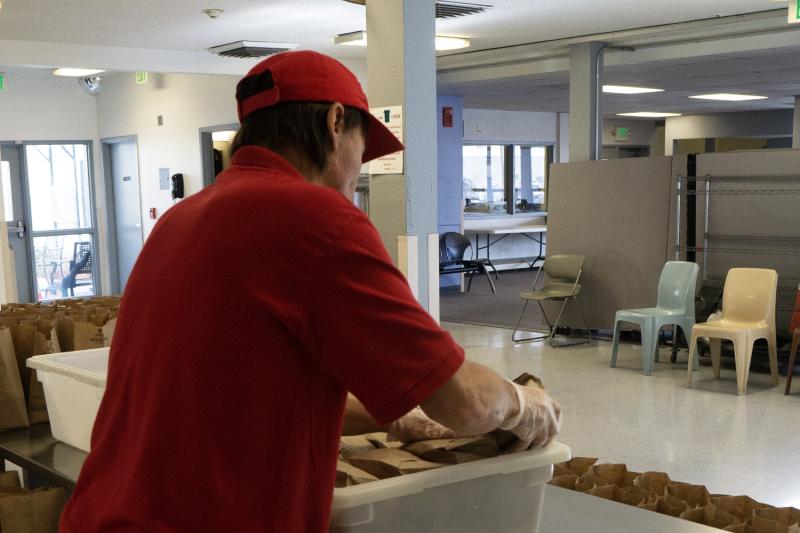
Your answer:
[368,106,404,174]
[790,0,800,23]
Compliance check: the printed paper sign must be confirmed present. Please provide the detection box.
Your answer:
[369,106,403,175]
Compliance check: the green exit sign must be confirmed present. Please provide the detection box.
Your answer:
[0,74,5,92]
[135,71,148,85]
[791,0,800,23]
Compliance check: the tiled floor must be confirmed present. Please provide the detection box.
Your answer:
[443,321,800,508]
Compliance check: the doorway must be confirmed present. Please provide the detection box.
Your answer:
[200,124,239,187]
[102,136,143,294]
[2,142,100,302]
[0,144,32,302]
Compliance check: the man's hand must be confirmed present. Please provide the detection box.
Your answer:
[499,382,561,452]
[387,407,456,442]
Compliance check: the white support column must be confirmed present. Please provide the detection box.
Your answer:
[367,0,438,311]
[569,42,604,162]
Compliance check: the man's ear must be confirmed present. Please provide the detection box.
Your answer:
[327,103,347,149]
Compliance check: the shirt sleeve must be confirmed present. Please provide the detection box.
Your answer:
[299,215,465,426]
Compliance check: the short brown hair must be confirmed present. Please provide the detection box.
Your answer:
[230,102,368,170]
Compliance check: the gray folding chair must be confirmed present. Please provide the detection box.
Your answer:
[512,254,592,346]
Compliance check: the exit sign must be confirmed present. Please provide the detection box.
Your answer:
[135,72,148,85]
[0,73,5,92]
[791,0,800,24]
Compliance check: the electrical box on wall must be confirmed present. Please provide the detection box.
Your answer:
[159,168,170,190]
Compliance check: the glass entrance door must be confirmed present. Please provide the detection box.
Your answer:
[24,143,98,301]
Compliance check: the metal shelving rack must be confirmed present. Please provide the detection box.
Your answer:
[675,172,800,333]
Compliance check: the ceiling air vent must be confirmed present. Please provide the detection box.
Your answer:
[209,41,298,59]
[342,1,491,19]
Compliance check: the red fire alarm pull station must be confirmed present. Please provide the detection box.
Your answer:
[149,208,157,219]
[442,106,454,128]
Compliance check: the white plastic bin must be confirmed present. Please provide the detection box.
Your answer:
[27,348,109,452]
[330,441,570,533]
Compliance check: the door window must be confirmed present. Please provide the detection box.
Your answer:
[24,143,97,301]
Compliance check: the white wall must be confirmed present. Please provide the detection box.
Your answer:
[95,72,240,238]
[0,71,108,296]
[463,109,558,144]
[664,109,793,155]
[602,119,657,147]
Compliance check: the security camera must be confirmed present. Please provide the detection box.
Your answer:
[78,76,102,96]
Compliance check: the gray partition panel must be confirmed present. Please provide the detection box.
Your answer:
[546,157,674,329]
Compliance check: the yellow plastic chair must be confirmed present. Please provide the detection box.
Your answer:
[686,268,779,396]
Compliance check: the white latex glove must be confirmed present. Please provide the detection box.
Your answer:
[386,407,456,442]
[498,382,562,452]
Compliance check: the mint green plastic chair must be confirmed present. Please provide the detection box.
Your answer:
[610,261,699,375]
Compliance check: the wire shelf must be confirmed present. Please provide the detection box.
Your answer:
[678,246,800,256]
[705,234,800,242]
[685,189,800,196]
[678,175,800,182]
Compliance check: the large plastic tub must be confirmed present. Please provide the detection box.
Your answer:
[330,441,571,533]
[27,348,109,452]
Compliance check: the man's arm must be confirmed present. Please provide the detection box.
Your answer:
[420,359,518,435]
[342,394,387,435]
[421,359,561,450]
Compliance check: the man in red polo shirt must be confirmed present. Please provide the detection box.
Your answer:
[61,51,561,532]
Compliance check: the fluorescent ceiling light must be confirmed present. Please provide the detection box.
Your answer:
[53,68,105,77]
[334,31,367,46]
[689,93,768,101]
[603,85,663,94]
[211,131,235,142]
[435,36,470,51]
[617,112,682,118]
[334,31,470,51]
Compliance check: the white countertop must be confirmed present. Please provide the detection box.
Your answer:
[540,486,721,533]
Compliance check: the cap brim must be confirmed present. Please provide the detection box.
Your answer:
[362,114,404,163]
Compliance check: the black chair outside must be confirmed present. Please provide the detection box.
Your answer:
[439,232,496,294]
[61,242,93,297]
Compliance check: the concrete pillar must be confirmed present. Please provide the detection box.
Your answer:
[794,96,800,149]
[569,42,604,162]
[366,0,438,310]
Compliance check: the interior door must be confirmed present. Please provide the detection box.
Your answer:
[109,140,143,291]
[0,145,32,302]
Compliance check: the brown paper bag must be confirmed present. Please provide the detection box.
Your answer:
[335,460,379,487]
[666,482,710,508]
[0,327,29,430]
[656,494,690,517]
[558,457,598,477]
[680,503,740,529]
[340,435,378,458]
[586,485,647,506]
[713,495,774,523]
[634,471,672,497]
[102,318,117,347]
[754,508,800,527]
[554,464,574,477]
[53,317,75,353]
[549,474,578,490]
[403,436,498,464]
[74,321,107,351]
[348,449,444,479]
[0,471,21,490]
[0,487,67,533]
[584,464,629,487]
[363,433,403,450]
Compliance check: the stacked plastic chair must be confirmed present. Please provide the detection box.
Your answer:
[687,268,779,396]
[610,261,699,375]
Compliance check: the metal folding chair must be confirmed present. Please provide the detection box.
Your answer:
[512,254,591,346]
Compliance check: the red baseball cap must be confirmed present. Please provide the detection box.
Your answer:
[236,50,404,163]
